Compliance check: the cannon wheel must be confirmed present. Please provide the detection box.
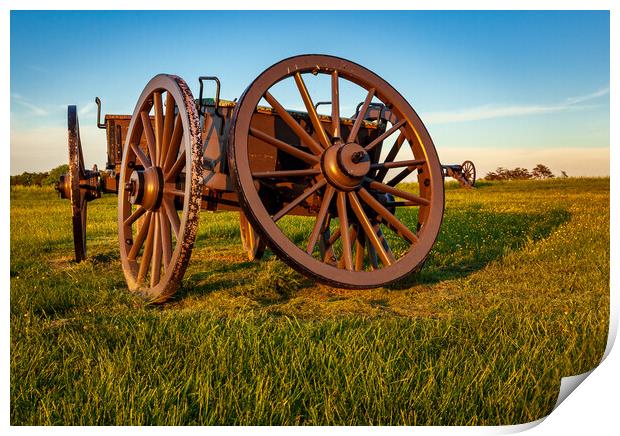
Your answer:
[239,212,266,261]
[67,106,88,262]
[118,74,202,302]
[229,54,445,289]
[461,160,476,187]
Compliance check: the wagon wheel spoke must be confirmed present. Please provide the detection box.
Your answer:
[336,192,354,271]
[163,115,183,173]
[162,197,181,237]
[249,127,319,165]
[159,209,172,270]
[165,150,186,182]
[331,70,341,139]
[318,213,336,264]
[354,224,365,271]
[131,143,152,168]
[150,214,162,288]
[140,110,157,164]
[370,159,426,171]
[385,200,422,208]
[347,191,393,266]
[367,233,379,270]
[263,91,324,156]
[272,179,326,222]
[136,214,156,285]
[375,223,394,259]
[252,168,321,179]
[153,91,164,165]
[306,185,336,254]
[164,183,185,197]
[385,166,419,187]
[124,205,147,227]
[358,187,418,244]
[294,72,330,149]
[128,211,153,260]
[338,224,358,269]
[375,133,406,182]
[364,119,406,153]
[366,180,430,206]
[347,88,375,143]
[160,92,176,167]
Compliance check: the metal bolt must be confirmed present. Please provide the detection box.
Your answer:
[125,182,134,193]
[125,239,133,245]
[351,151,366,164]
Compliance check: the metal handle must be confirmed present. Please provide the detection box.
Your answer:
[354,101,385,119]
[198,76,221,118]
[314,101,332,110]
[95,97,105,129]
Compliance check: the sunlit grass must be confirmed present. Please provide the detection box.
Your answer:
[10,178,609,425]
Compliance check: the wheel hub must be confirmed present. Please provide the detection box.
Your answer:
[321,143,370,191]
[55,174,71,199]
[127,166,164,210]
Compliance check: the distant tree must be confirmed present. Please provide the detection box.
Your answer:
[531,164,554,179]
[484,170,499,180]
[507,167,532,180]
[11,171,48,186]
[43,164,69,186]
[484,165,560,181]
[560,170,568,178]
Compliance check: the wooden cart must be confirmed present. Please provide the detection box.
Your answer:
[57,54,474,302]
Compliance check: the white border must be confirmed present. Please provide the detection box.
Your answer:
[2,1,616,434]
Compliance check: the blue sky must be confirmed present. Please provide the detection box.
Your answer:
[10,10,610,175]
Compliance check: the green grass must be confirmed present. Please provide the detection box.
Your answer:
[10,178,609,425]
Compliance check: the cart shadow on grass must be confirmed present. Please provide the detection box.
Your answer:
[174,206,571,302]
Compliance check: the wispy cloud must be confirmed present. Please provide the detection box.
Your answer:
[11,94,49,116]
[565,87,609,105]
[79,101,96,116]
[425,87,609,125]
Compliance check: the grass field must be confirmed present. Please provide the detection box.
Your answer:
[10,178,609,425]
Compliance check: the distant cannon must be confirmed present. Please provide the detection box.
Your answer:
[443,160,476,188]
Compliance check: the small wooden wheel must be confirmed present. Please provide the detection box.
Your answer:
[461,160,476,187]
[229,54,445,288]
[239,212,266,261]
[68,106,88,262]
[118,74,202,302]
[57,106,100,262]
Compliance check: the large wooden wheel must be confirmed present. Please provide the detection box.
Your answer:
[118,74,202,302]
[229,54,445,288]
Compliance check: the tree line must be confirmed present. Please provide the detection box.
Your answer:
[11,163,568,186]
[485,164,567,181]
[11,164,68,187]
